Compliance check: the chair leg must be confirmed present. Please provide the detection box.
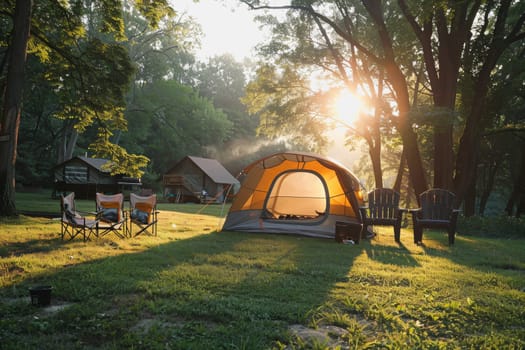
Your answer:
[413,225,422,244]
[412,215,421,244]
[394,225,401,243]
[448,228,455,245]
[361,223,368,240]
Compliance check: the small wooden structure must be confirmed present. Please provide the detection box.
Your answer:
[411,188,460,245]
[53,156,141,199]
[359,188,406,242]
[163,156,239,203]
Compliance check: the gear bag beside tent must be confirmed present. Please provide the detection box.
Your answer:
[222,152,365,238]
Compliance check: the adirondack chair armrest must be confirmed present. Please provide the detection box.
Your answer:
[407,208,422,219]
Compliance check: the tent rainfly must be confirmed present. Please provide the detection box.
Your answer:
[222,152,365,238]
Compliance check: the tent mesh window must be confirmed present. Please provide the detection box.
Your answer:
[264,171,327,220]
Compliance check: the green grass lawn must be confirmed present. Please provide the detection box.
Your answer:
[1,194,524,349]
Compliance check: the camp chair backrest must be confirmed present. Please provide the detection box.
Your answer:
[130,193,156,224]
[61,192,76,220]
[129,193,158,236]
[367,188,401,220]
[419,189,455,220]
[60,192,98,241]
[96,193,124,223]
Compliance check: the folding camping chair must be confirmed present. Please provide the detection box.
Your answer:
[95,193,127,238]
[128,193,158,237]
[60,192,98,242]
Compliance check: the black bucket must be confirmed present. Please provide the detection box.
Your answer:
[29,285,53,306]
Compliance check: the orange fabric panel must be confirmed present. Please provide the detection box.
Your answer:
[100,201,120,209]
[135,203,153,213]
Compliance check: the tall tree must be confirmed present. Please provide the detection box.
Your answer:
[0,0,32,216]
[0,0,174,217]
[242,0,525,209]
[398,0,481,190]
[242,0,429,196]
[453,0,525,206]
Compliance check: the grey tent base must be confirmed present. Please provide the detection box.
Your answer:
[222,210,362,239]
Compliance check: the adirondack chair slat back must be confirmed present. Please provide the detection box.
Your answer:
[368,189,400,220]
[420,189,455,220]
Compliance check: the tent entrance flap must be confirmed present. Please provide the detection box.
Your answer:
[264,170,327,220]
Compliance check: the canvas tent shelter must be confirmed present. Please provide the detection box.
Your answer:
[222,152,365,238]
[54,156,141,199]
[163,156,239,203]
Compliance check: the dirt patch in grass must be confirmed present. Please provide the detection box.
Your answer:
[288,324,349,349]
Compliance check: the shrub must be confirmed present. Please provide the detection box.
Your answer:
[458,215,525,238]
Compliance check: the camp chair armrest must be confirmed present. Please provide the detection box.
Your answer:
[76,210,96,217]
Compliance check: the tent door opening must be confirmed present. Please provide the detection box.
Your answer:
[262,170,328,221]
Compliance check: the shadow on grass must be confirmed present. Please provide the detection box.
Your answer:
[0,230,362,349]
[0,237,64,258]
[364,239,420,267]
[411,229,525,277]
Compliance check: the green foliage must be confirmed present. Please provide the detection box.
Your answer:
[89,129,149,178]
[458,215,525,238]
[243,64,329,152]
[122,80,233,175]
[0,0,180,184]
[195,54,257,140]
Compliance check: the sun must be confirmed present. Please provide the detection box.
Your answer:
[334,89,364,126]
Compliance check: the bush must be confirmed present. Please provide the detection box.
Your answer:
[458,215,525,238]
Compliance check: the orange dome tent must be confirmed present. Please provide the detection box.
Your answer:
[222,152,365,238]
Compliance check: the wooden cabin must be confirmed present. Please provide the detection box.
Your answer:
[53,156,141,199]
[163,156,239,203]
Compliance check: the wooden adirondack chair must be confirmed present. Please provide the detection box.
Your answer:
[359,188,405,242]
[411,189,460,245]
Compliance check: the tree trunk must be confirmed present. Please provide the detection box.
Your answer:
[0,0,32,217]
[478,158,501,216]
[433,125,454,189]
[454,0,522,206]
[393,149,405,193]
[463,170,476,217]
[369,142,383,189]
[454,61,497,205]
[505,141,525,217]
[362,1,428,198]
